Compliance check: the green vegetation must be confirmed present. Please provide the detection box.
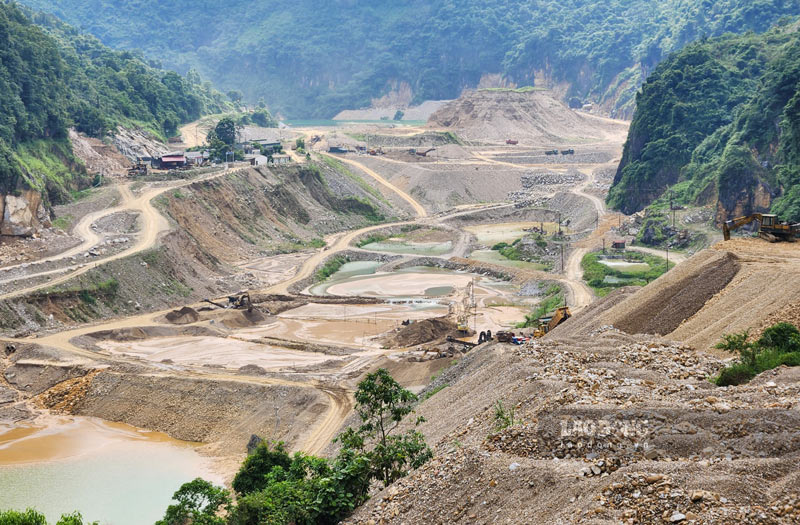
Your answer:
[581,251,672,296]
[0,509,96,525]
[19,1,799,117]
[422,383,448,400]
[51,215,73,231]
[519,285,563,328]
[492,400,516,432]
[156,369,431,524]
[356,233,390,248]
[713,322,800,386]
[0,2,231,207]
[609,21,800,222]
[491,239,525,261]
[319,155,387,204]
[316,256,349,281]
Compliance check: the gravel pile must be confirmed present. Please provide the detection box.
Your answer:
[345,323,800,524]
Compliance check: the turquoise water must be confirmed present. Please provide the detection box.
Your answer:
[361,241,452,256]
[308,261,382,295]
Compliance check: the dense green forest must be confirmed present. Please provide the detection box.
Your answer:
[608,20,800,222]
[0,1,230,201]
[17,0,800,118]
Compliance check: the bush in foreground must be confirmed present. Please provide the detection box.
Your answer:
[714,322,800,386]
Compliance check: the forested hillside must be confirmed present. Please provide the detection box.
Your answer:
[17,0,800,118]
[0,2,229,204]
[608,20,800,223]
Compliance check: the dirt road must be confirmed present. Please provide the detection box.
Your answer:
[0,167,241,301]
[323,154,428,218]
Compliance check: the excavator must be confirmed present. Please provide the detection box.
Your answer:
[722,213,800,242]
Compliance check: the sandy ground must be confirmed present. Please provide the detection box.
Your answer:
[96,336,342,369]
[236,318,396,349]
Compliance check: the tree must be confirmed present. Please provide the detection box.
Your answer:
[337,368,432,487]
[252,109,277,128]
[0,510,97,525]
[757,322,800,353]
[715,330,758,367]
[211,117,239,146]
[232,441,293,496]
[156,478,230,525]
[227,90,243,104]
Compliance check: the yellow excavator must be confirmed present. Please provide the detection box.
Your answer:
[722,213,800,242]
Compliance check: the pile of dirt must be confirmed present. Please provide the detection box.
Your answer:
[221,308,268,328]
[381,317,457,348]
[598,250,740,336]
[165,306,200,325]
[428,89,624,146]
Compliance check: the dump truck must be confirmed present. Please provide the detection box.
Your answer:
[545,149,559,156]
[560,149,575,155]
[533,306,572,338]
[506,139,519,145]
[722,213,800,242]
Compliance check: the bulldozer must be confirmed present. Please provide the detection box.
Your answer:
[127,160,148,177]
[722,213,800,242]
[533,306,572,338]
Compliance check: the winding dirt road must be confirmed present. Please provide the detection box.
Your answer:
[0,167,245,301]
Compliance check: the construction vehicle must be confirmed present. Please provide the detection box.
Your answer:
[228,293,253,311]
[545,149,559,156]
[533,306,572,338]
[454,279,476,334]
[506,139,519,145]
[496,331,513,343]
[127,159,148,177]
[415,148,436,157]
[722,213,800,242]
[560,149,575,155]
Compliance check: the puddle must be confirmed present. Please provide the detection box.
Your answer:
[598,259,649,272]
[0,417,217,525]
[360,241,452,256]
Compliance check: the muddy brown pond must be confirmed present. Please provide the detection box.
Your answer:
[0,416,219,524]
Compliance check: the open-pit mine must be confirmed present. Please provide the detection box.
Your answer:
[2,89,798,524]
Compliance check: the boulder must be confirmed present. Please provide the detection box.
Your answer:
[1,191,45,236]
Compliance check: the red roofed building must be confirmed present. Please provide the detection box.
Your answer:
[160,153,186,169]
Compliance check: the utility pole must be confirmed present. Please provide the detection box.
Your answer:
[560,243,565,273]
[603,238,606,255]
[666,244,669,271]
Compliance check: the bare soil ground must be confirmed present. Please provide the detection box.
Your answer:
[429,89,628,146]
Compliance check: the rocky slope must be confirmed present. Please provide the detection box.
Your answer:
[608,22,800,222]
[343,239,800,524]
